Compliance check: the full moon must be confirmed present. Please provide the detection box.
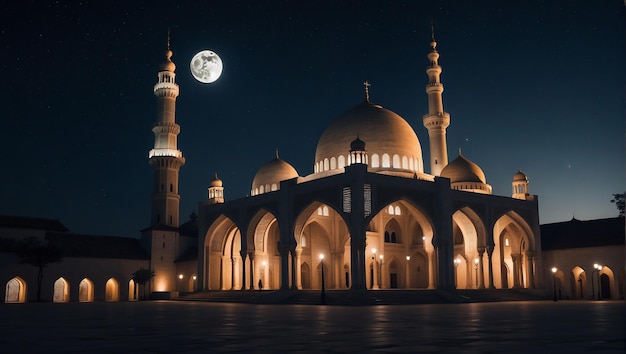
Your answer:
[190,50,223,83]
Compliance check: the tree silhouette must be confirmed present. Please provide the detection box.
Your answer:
[16,237,63,302]
[132,267,155,301]
[610,193,624,217]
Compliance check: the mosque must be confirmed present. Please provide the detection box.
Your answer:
[1,37,623,303]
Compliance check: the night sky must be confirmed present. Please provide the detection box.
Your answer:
[1,1,624,237]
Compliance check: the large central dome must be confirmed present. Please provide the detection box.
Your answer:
[314,101,424,175]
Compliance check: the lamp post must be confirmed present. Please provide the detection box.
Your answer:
[372,248,377,289]
[551,267,557,301]
[379,255,384,289]
[192,275,197,292]
[474,258,479,289]
[319,254,326,304]
[454,258,461,288]
[592,263,603,300]
[178,274,183,293]
[406,256,411,289]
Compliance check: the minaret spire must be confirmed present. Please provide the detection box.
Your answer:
[422,25,450,176]
[148,34,185,227]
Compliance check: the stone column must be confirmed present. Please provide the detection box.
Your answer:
[295,247,303,289]
[477,248,485,289]
[427,250,436,289]
[220,255,228,290]
[279,247,290,290]
[372,256,379,289]
[248,252,255,290]
[290,246,298,290]
[526,251,536,289]
[511,254,522,288]
[230,257,237,290]
[486,246,495,289]
[239,250,247,290]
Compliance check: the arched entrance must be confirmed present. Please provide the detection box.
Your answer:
[53,277,69,303]
[5,277,27,303]
[105,278,119,301]
[128,279,138,301]
[79,278,94,302]
[600,274,611,299]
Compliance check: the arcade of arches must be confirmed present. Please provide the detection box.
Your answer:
[202,200,540,291]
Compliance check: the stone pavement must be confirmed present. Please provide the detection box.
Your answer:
[0,300,623,353]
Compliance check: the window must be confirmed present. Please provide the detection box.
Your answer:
[393,154,400,168]
[371,154,379,168]
[338,155,345,169]
[384,231,390,242]
[382,154,390,167]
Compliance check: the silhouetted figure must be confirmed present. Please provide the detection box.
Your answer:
[258,279,263,291]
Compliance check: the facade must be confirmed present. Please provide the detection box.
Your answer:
[197,38,543,293]
[2,37,623,303]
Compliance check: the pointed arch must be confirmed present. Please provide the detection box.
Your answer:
[5,276,27,303]
[53,277,69,303]
[105,278,119,301]
[79,278,94,302]
[570,266,587,299]
[128,279,138,301]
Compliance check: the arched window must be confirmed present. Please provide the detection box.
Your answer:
[5,277,26,303]
[393,154,400,168]
[330,157,336,169]
[382,154,390,168]
[409,157,414,171]
[391,232,397,243]
[259,185,265,194]
[395,206,401,215]
[105,278,119,301]
[170,184,173,192]
[402,156,408,169]
[324,158,329,171]
[301,235,307,247]
[323,206,329,216]
[338,155,346,169]
[384,231,390,242]
[371,154,379,168]
[387,205,394,215]
[271,183,278,191]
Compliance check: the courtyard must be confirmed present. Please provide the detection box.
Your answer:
[0,300,624,353]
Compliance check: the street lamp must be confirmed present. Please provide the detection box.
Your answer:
[551,267,557,301]
[178,274,184,293]
[474,258,479,288]
[454,258,461,288]
[592,263,603,300]
[319,254,326,304]
[192,275,197,292]
[372,248,377,289]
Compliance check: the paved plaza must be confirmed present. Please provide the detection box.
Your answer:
[1,300,624,353]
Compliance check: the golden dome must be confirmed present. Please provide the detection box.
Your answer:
[209,174,223,187]
[441,154,487,184]
[314,101,423,173]
[251,157,299,196]
[513,170,528,182]
[160,50,176,72]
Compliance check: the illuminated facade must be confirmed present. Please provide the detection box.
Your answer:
[197,37,544,293]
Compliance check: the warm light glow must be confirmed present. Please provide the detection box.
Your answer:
[372,248,377,255]
[179,274,183,279]
[594,264,603,270]
[192,275,197,280]
[505,238,510,247]
[406,256,411,261]
[454,258,461,265]
[149,148,183,158]
[319,254,324,260]
[474,258,479,264]
[262,261,267,266]
[422,236,426,240]
[379,255,383,260]
[551,267,557,273]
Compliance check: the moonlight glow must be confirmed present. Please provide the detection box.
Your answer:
[190,50,223,83]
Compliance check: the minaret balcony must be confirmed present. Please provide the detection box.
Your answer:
[149,148,183,158]
[153,82,180,93]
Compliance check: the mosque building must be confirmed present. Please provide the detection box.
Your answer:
[1,36,623,303]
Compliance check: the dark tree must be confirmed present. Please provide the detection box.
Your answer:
[610,193,625,216]
[132,267,155,301]
[16,237,63,302]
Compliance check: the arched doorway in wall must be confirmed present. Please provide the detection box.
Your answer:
[294,202,350,291]
[451,209,484,289]
[5,277,27,303]
[128,279,138,301]
[79,278,94,302]
[53,277,69,303]
[413,252,428,288]
[570,267,586,299]
[453,255,468,289]
[600,274,611,299]
[492,212,536,289]
[249,211,280,290]
[105,278,119,301]
[388,258,400,288]
[300,263,311,289]
[205,215,241,291]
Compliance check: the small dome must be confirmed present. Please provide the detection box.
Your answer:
[350,135,366,151]
[160,50,176,71]
[441,154,487,184]
[513,170,528,182]
[252,157,299,195]
[209,174,223,187]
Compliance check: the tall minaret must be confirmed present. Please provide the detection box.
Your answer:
[423,29,450,176]
[148,36,185,227]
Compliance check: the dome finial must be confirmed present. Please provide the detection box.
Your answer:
[363,81,371,102]
[275,148,279,159]
[458,147,462,156]
[167,28,171,51]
